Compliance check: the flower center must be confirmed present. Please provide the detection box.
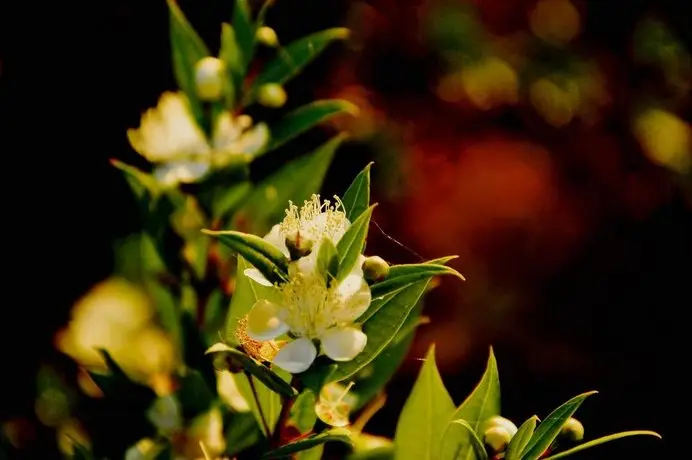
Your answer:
[280,195,347,244]
[279,271,344,338]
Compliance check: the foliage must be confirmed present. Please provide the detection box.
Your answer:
[14,1,661,459]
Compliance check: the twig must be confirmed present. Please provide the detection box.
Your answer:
[270,376,300,448]
[246,372,272,438]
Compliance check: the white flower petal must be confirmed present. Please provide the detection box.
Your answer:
[321,326,368,362]
[272,337,317,374]
[264,224,290,258]
[244,268,273,286]
[335,274,372,322]
[153,160,210,186]
[246,299,288,341]
[236,123,270,156]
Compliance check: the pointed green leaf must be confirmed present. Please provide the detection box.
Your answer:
[342,162,373,221]
[329,279,432,383]
[233,0,255,70]
[225,256,280,343]
[506,416,539,460]
[317,237,339,284]
[394,345,455,460]
[175,370,214,420]
[206,342,298,398]
[351,300,425,410]
[290,389,318,434]
[368,263,464,309]
[232,134,345,235]
[542,431,661,460]
[448,347,501,453]
[263,428,353,458]
[297,445,325,460]
[336,204,375,281]
[302,363,338,395]
[520,391,598,460]
[167,0,210,125]
[201,229,289,284]
[264,99,360,154]
[246,28,350,104]
[111,159,160,201]
[220,23,241,108]
[439,419,488,460]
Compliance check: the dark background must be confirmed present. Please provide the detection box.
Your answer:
[4,0,691,458]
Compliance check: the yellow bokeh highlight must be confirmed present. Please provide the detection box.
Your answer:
[55,278,177,389]
[529,77,580,127]
[438,57,519,110]
[633,108,692,173]
[529,0,581,45]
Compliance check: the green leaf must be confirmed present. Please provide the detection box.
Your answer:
[317,237,340,285]
[367,263,464,317]
[232,0,255,73]
[220,23,241,108]
[225,256,281,343]
[226,411,263,456]
[329,279,432,383]
[235,372,282,438]
[246,28,351,104]
[206,343,298,398]
[175,370,214,420]
[438,419,488,460]
[301,364,338,395]
[336,204,375,281]
[167,0,210,125]
[232,133,345,235]
[211,180,252,220]
[264,99,360,154]
[297,445,325,460]
[263,428,353,459]
[348,446,394,460]
[394,345,455,460]
[111,160,160,201]
[290,389,318,434]
[520,391,598,460]
[351,300,425,410]
[448,347,501,445]
[342,162,373,221]
[202,229,289,284]
[506,416,539,460]
[541,431,661,460]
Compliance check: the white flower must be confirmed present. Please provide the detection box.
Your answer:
[127,92,270,186]
[242,195,371,373]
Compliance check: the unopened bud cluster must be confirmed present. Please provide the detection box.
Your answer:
[482,416,518,453]
[362,256,390,282]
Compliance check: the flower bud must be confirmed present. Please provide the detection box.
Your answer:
[362,256,390,282]
[194,57,225,101]
[484,415,518,437]
[258,83,287,108]
[285,232,314,260]
[483,425,512,452]
[560,417,584,442]
[256,26,279,47]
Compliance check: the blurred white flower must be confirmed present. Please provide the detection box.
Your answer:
[242,195,371,373]
[127,92,269,186]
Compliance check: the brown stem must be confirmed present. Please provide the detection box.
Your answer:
[270,376,301,448]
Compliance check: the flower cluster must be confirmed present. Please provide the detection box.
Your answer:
[241,195,372,373]
[126,91,269,186]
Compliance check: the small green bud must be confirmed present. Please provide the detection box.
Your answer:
[560,417,584,442]
[362,256,390,282]
[258,83,287,108]
[194,57,225,101]
[285,232,314,260]
[256,26,279,47]
[483,426,512,453]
